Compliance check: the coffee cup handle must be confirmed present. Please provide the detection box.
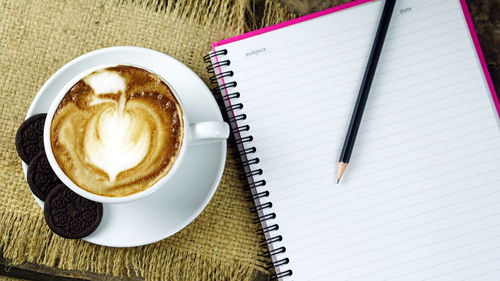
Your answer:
[187,121,229,145]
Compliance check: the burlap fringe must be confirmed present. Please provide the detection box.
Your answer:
[120,0,294,34]
[1,0,295,280]
[2,210,258,281]
[260,0,295,27]
[120,0,246,34]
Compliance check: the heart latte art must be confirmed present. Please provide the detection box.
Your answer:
[51,66,183,197]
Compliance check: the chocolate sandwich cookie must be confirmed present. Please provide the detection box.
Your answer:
[15,113,47,164]
[27,152,62,201]
[44,184,103,239]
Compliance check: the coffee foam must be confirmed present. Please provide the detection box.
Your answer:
[51,66,183,197]
[84,104,151,182]
[84,70,126,95]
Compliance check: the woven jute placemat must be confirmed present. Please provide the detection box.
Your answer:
[0,0,293,280]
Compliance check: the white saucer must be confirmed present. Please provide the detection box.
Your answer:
[23,46,226,247]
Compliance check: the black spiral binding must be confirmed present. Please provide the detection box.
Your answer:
[205,49,293,280]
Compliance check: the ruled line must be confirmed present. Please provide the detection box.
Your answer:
[401,259,500,281]
[458,268,500,281]
[264,122,495,178]
[263,107,488,166]
[245,70,479,134]
[290,192,500,257]
[268,144,499,204]
[304,243,500,281]
[270,141,498,196]
[238,36,469,99]
[341,243,500,281]
[255,87,484,157]
[284,178,500,250]
[229,0,453,66]
[295,218,500,271]
[237,21,465,82]
[258,109,490,169]
[281,170,500,234]
[291,194,500,260]
[242,45,477,118]
[244,45,471,123]
[247,62,477,133]
[272,154,496,203]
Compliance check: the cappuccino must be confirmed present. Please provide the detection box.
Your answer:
[50,66,183,197]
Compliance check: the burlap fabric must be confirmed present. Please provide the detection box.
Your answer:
[0,0,293,280]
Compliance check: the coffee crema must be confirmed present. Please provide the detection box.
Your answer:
[51,65,183,197]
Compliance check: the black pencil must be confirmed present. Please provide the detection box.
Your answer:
[337,0,397,183]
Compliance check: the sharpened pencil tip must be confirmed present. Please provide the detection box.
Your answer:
[336,162,348,184]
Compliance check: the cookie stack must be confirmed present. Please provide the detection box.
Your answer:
[15,114,103,239]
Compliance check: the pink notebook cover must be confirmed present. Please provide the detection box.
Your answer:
[211,0,500,117]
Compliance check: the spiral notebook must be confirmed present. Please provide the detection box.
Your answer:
[206,0,500,280]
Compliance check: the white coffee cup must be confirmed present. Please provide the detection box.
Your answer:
[43,64,229,204]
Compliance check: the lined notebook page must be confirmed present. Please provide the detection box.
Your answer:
[214,0,500,280]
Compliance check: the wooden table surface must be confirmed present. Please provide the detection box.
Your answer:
[1,0,497,280]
